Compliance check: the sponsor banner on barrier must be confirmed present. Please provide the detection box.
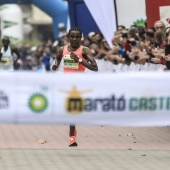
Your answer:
[0,72,170,126]
[0,73,17,122]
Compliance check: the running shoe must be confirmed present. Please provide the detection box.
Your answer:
[69,136,78,147]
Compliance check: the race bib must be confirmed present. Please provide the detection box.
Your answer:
[63,55,79,69]
[1,58,10,65]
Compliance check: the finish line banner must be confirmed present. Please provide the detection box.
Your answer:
[0,72,170,126]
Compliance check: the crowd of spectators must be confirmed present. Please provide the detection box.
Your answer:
[16,20,170,72]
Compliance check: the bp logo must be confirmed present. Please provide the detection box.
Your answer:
[28,93,48,113]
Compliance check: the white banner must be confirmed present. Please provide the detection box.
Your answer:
[0,72,170,126]
[84,0,117,47]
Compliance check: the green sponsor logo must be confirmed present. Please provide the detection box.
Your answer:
[0,5,8,11]
[3,20,17,29]
[28,93,48,113]
[129,97,170,111]
[133,19,146,26]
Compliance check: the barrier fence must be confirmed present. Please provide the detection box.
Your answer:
[95,59,166,72]
[55,59,166,73]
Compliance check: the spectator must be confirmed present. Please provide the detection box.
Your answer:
[0,37,21,71]
[42,47,53,71]
[154,20,166,32]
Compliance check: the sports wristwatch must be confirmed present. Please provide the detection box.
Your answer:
[78,58,83,63]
